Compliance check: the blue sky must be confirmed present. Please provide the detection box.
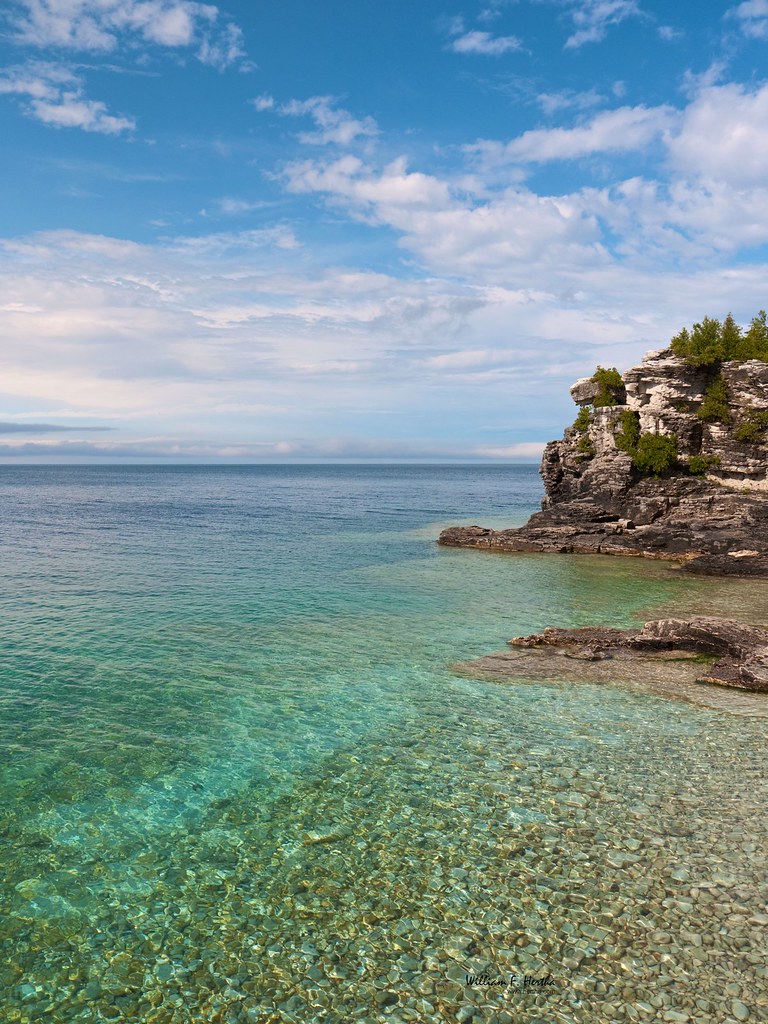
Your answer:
[2,0,768,461]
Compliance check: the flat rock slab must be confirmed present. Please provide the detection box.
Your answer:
[507,616,768,693]
[454,616,768,713]
[438,524,768,576]
[455,647,768,717]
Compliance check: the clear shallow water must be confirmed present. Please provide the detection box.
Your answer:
[0,465,766,1024]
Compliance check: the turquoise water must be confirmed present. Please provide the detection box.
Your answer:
[1,465,766,1024]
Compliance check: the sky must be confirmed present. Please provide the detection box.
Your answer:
[2,1,768,462]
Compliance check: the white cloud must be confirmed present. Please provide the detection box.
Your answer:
[449,30,522,55]
[252,93,275,112]
[0,62,135,133]
[1,1,247,132]
[729,0,768,39]
[169,225,302,253]
[564,0,642,48]
[284,155,453,216]
[469,104,675,166]
[4,220,768,459]
[257,95,379,146]
[33,93,135,132]
[8,0,246,68]
[284,151,614,282]
[0,61,75,99]
[197,21,246,70]
[275,82,768,282]
[205,197,271,216]
[586,175,768,260]
[477,1,514,23]
[680,61,727,98]
[657,24,682,41]
[537,88,604,115]
[667,82,768,186]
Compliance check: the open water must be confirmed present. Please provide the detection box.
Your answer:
[0,465,766,1024]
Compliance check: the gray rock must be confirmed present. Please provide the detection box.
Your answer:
[506,617,768,692]
[439,350,768,574]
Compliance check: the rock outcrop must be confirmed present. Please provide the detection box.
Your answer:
[439,349,768,575]
[506,617,768,693]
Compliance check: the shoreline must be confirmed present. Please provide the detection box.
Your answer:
[454,646,768,718]
[445,545,768,715]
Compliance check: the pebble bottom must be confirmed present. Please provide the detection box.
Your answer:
[1,678,767,1024]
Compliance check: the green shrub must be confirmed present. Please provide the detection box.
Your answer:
[577,433,595,456]
[734,408,768,444]
[614,410,640,454]
[687,455,721,477]
[697,374,731,423]
[633,433,678,475]
[573,406,592,431]
[734,310,768,361]
[669,310,768,367]
[590,366,624,406]
[670,316,723,367]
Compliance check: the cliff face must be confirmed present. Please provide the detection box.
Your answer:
[439,350,768,575]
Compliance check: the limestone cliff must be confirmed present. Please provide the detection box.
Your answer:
[439,348,768,575]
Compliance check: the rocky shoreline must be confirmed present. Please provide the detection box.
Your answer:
[512,617,768,691]
[439,347,768,576]
[455,617,768,710]
[441,333,768,697]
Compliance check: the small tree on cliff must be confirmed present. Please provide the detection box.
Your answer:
[671,316,723,367]
[590,366,624,406]
[633,433,678,475]
[697,375,731,424]
[736,310,768,361]
[670,310,768,365]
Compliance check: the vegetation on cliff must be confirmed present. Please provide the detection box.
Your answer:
[687,454,721,477]
[590,366,624,406]
[614,410,678,476]
[614,410,640,454]
[670,311,768,367]
[573,407,591,431]
[697,375,731,424]
[734,408,768,445]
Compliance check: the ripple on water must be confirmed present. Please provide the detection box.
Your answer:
[0,466,766,1023]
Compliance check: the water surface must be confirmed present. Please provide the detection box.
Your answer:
[1,465,765,1023]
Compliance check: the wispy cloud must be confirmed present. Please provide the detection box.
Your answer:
[202,196,272,216]
[0,0,248,134]
[254,94,379,146]
[657,24,683,41]
[4,212,768,459]
[0,436,543,461]
[564,0,642,48]
[0,61,135,133]
[449,29,522,55]
[7,0,247,69]
[473,442,546,458]
[536,87,604,115]
[468,104,674,166]
[728,0,768,40]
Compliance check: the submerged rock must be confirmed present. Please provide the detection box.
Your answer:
[439,349,768,575]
